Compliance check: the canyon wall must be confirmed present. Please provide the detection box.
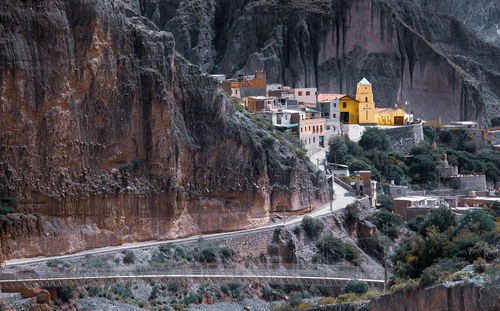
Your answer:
[139,0,500,125]
[0,0,328,260]
[409,0,500,47]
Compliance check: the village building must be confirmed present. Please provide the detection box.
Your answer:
[242,96,273,113]
[210,74,226,82]
[375,108,406,126]
[336,78,407,126]
[389,182,408,198]
[317,94,342,123]
[255,109,303,132]
[220,71,267,99]
[299,118,327,150]
[339,95,360,124]
[354,171,377,206]
[294,88,317,106]
[394,196,443,220]
[355,78,377,125]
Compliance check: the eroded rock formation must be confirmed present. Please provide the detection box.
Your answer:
[139,0,500,124]
[0,0,328,260]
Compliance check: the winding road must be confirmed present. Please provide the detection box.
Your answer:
[4,183,356,268]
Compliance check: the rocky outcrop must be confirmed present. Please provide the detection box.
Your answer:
[410,0,500,47]
[0,0,328,260]
[140,0,500,125]
[307,282,498,311]
[370,282,499,311]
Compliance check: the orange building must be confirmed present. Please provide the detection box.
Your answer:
[299,118,327,150]
[220,71,267,99]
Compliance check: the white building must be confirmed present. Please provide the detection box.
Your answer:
[294,88,317,105]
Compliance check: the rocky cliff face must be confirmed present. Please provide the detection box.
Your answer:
[410,0,500,47]
[0,0,328,260]
[139,0,500,125]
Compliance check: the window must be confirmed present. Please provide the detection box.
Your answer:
[326,126,330,130]
[308,138,311,144]
[320,125,323,132]
[313,137,315,143]
[343,102,346,108]
[365,97,368,102]
[334,103,336,108]
[333,113,336,118]
[300,128,303,132]
[321,103,325,108]
[306,91,311,96]
[298,91,303,96]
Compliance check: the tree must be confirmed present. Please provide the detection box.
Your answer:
[342,280,368,295]
[419,205,456,236]
[455,209,497,235]
[327,136,349,164]
[377,194,395,212]
[359,127,390,151]
[408,155,438,188]
[423,124,437,142]
[344,202,361,226]
[301,216,324,239]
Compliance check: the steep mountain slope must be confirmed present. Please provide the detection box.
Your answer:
[0,0,328,260]
[410,0,500,47]
[138,0,500,125]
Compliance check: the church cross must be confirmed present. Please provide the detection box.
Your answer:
[364,105,370,120]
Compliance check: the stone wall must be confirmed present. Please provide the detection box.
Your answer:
[447,174,487,191]
[379,123,424,154]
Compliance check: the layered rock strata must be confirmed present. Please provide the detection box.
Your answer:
[0,0,328,260]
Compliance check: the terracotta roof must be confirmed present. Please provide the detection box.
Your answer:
[375,108,394,114]
[318,94,346,101]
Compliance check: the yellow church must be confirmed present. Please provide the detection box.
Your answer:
[338,78,405,126]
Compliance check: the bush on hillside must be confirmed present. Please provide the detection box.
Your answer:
[56,286,75,302]
[344,202,360,226]
[122,250,135,264]
[342,280,369,295]
[301,216,324,239]
[315,236,362,265]
[377,194,395,212]
[359,127,390,151]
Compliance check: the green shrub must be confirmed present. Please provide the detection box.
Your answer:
[168,283,181,293]
[359,127,390,151]
[344,202,360,226]
[220,282,243,299]
[122,250,135,264]
[86,285,100,297]
[219,247,235,262]
[301,216,324,239]
[419,205,456,236]
[368,209,402,228]
[0,194,17,216]
[183,293,201,305]
[198,247,218,263]
[342,280,369,295]
[454,209,497,235]
[149,285,160,300]
[377,194,395,212]
[315,236,362,265]
[56,286,74,302]
[110,284,134,299]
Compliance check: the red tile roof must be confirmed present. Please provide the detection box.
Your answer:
[318,94,346,102]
